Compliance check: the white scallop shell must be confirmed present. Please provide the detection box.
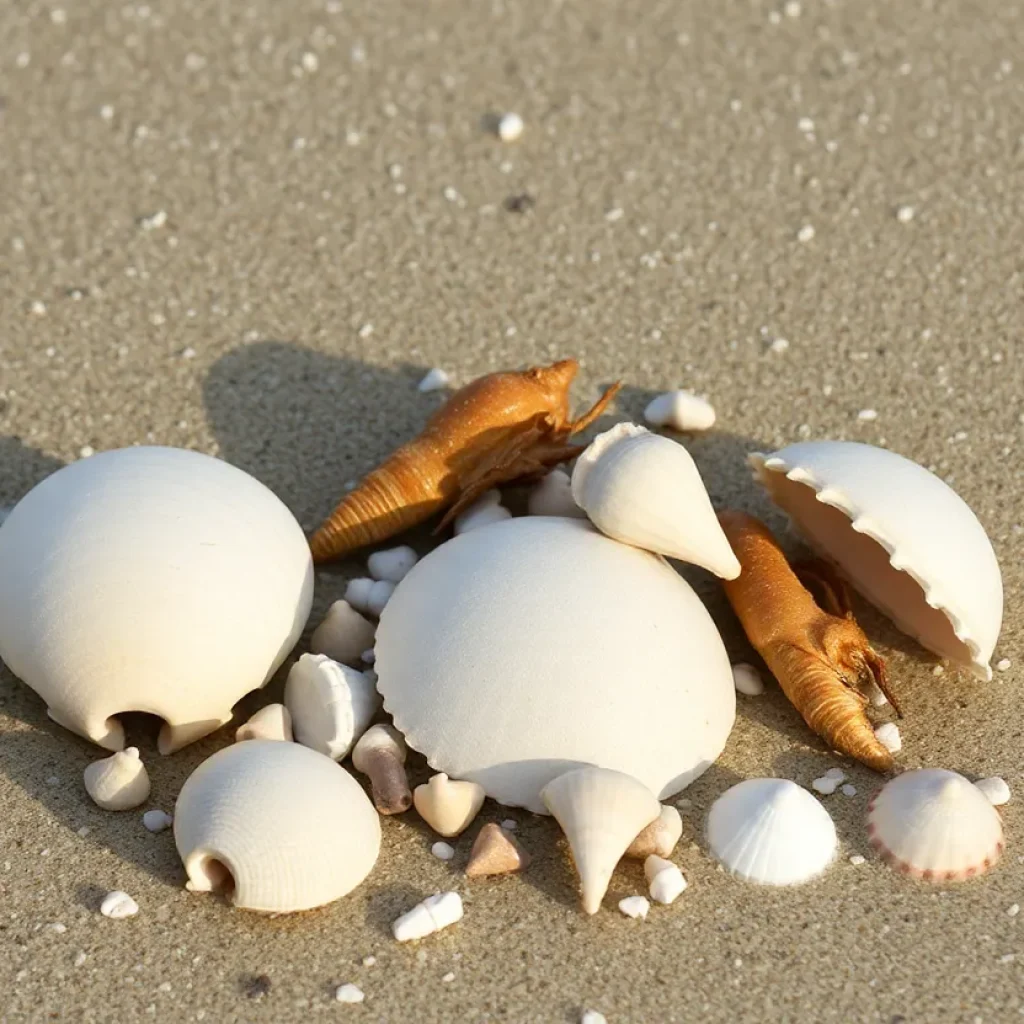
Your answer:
[571,424,740,579]
[750,441,1002,679]
[867,768,1004,881]
[0,447,314,753]
[174,739,380,913]
[706,778,837,885]
[375,516,735,813]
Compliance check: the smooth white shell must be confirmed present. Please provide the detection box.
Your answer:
[751,441,1002,679]
[376,516,735,813]
[527,470,586,519]
[707,778,837,885]
[174,740,380,913]
[367,546,418,583]
[83,747,151,811]
[645,855,687,904]
[0,447,313,752]
[867,768,1004,880]
[571,424,740,579]
[643,390,716,432]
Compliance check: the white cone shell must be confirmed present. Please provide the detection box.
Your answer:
[707,778,837,885]
[867,768,1004,880]
[751,442,1002,679]
[174,740,380,913]
[0,447,313,753]
[542,767,661,914]
[571,424,740,579]
[375,517,735,813]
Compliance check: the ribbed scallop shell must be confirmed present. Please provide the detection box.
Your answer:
[867,768,1003,881]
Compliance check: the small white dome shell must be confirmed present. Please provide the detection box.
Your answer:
[0,447,314,752]
[375,516,735,814]
[751,441,1002,680]
[174,740,381,913]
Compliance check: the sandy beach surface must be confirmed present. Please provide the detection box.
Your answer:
[2,0,1023,1021]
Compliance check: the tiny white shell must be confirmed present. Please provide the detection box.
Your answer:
[367,546,418,583]
[731,663,764,696]
[235,703,292,743]
[617,895,650,920]
[335,984,365,1004]
[454,500,512,535]
[527,470,586,519]
[497,112,524,142]
[413,773,486,837]
[643,391,716,432]
[751,441,1003,679]
[99,890,139,919]
[83,747,151,811]
[431,841,455,861]
[309,600,376,667]
[874,723,902,753]
[571,424,740,579]
[707,778,837,885]
[644,854,687,904]
[975,777,1011,806]
[174,740,380,913]
[142,809,173,833]
[285,653,381,760]
[392,891,463,941]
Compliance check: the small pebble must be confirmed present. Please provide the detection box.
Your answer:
[841,784,857,797]
[79,446,95,459]
[418,368,450,393]
[849,855,866,866]
[335,983,364,1004]
[139,210,167,231]
[896,204,916,223]
[362,955,377,967]
[769,337,790,354]
[825,768,847,782]
[30,300,47,316]
[874,722,902,753]
[857,409,879,422]
[996,658,1012,672]
[797,224,815,243]
[431,842,455,862]
[605,207,624,222]
[1000,953,1015,964]
[358,323,374,339]
[1008,904,1020,918]
[73,951,88,967]
[975,777,1011,806]
[496,112,524,142]
[442,971,456,983]
[581,1013,608,1024]
[47,922,67,934]
[500,819,518,831]
[142,809,173,833]
[301,51,320,73]
[361,648,376,664]
[731,663,764,696]
[617,895,650,920]
[99,891,139,919]
[812,777,839,796]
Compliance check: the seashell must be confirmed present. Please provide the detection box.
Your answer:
[731,663,764,696]
[391,891,463,941]
[0,447,313,753]
[334,984,365,1004]
[174,739,380,913]
[83,747,151,811]
[285,653,381,761]
[624,804,683,860]
[142,809,173,833]
[874,722,902,753]
[570,423,740,579]
[867,768,1003,880]
[99,890,139,919]
[367,545,418,583]
[235,703,292,743]
[454,498,512,535]
[975,777,1011,806]
[644,855,687,904]
[465,823,531,878]
[413,773,486,837]
[351,723,411,814]
[527,470,586,519]
[309,600,376,667]
[751,441,1003,679]
[365,580,396,617]
[376,517,735,813]
[707,778,837,885]
[617,895,650,920]
[643,390,716,432]
[542,766,661,915]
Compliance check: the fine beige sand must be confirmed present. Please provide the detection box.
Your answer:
[2,0,1022,1021]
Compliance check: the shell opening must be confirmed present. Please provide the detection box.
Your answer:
[187,853,236,897]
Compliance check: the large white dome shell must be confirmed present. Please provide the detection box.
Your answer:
[0,446,314,752]
[375,516,735,814]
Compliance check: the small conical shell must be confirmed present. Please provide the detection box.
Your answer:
[570,424,740,579]
[541,766,660,914]
[465,823,531,878]
[309,600,376,667]
[83,747,151,811]
[707,778,837,885]
[413,773,486,837]
[624,804,683,860]
[235,703,292,743]
[867,768,1004,881]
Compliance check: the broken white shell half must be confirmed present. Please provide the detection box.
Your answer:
[83,747,151,811]
[751,441,1002,679]
[571,423,740,579]
[235,703,292,743]
[542,766,661,914]
[413,773,486,837]
[643,390,716,433]
[0,446,314,753]
[527,470,586,519]
[309,600,376,666]
[174,739,380,913]
[706,778,837,885]
[285,653,381,760]
[867,768,1004,881]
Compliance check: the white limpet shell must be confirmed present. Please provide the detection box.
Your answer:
[0,447,313,753]
[285,653,381,761]
[367,546,418,583]
[624,804,683,860]
[975,777,1011,806]
[643,390,716,433]
[174,739,380,913]
[750,441,1003,679]
[527,470,587,519]
[542,766,661,915]
[392,891,463,941]
[867,768,1004,881]
[83,747,151,811]
[309,600,376,666]
[413,773,486,837]
[571,424,741,579]
[644,855,687,904]
[235,703,292,743]
[375,517,735,813]
[707,778,838,885]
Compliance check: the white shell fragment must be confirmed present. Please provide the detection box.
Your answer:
[454,494,511,534]
[751,441,1003,679]
[83,747,151,811]
[571,424,741,579]
[309,600,376,666]
[868,769,1004,881]
[625,804,683,859]
[707,778,838,885]
[335,984,365,1004]
[367,546,418,583]
[142,809,173,833]
[874,723,902,753]
[376,517,735,812]
[617,895,650,920]
[418,367,450,392]
[975,777,1011,807]
[174,740,380,913]
[235,703,292,743]
[643,391,716,433]
[645,855,687,904]
[413,774,486,837]
[731,663,764,696]
[497,111,524,142]
[99,891,139,919]
[527,470,586,519]
[0,447,314,753]
[392,891,464,941]
[285,653,381,761]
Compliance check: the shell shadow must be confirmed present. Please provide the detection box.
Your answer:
[0,435,64,509]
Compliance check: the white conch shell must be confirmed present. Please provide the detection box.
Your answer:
[867,768,1004,881]
[235,703,292,743]
[0,446,313,753]
[413,773,485,837]
[83,747,151,811]
[174,739,380,913]
[541,766,661,914]
[310,600,376,666]
[285,653,381,760]
[367,546,418,583]
[624,804,683,859]
[707,778,837,885]
[570,423,740,579]
[527,470,586,519]
[750,441,1002,679]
